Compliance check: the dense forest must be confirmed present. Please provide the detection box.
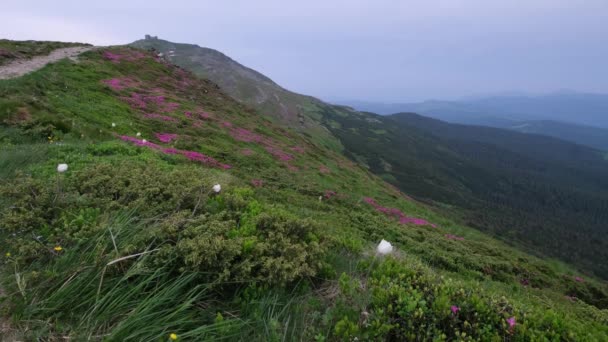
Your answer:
[319,108,608,279]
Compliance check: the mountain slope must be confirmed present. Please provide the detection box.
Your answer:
[1,42,607,339]
[316,107,608,280]
[130,37,343,151]
[132,38,608,281]
[343,95,608,150]
[504,120,608,151]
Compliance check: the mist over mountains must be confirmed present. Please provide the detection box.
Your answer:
[340,92,608,150]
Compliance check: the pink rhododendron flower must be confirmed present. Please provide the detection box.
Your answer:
[291,146,305,153]
[119,135,230,169]
[319,165,331,174]
[155,133,178,143]
[445,234,465,241]
[143,113,178,122]
[241,148,254,156]
[102,78,136,91]
[103,50,146,63]
[324,190,337,199]
[364,197,435,227]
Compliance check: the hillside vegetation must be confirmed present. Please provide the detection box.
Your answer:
[0,43,607,340]
[317,107,608,280]
[130,38,343,152]
[0,39,88,66]
[129,38,608,282]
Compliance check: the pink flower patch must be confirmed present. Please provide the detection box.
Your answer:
[574,276,585,283]
[265,146,293,161]
[507,317,516,329]
[119,135,161,149]
[364,197,435,227]
[450,306,459,314]
[155,133,178,143]
[102,77,137,91]
[565,295,577,302]
[324,190,337,199]
[164,102,180,112]
[222,121,233,127]
[291,146,305,154]
[103,50,146,63]
[162,147,180,154]
[184,111,193,118]
[319,165,331,174]
[241,148,254,156]
[143,113,178,122]
[119,135,230,169]
[445,234,465,241]
[231,127,265,143]
[251,179,264,187]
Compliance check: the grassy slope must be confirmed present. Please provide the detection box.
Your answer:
[316,106,608,279]
[127,39,608,282]
[0,39,89,66]
[0,45,606,340]
[129,38,345,153]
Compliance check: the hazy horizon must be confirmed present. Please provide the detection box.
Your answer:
[2,0,607,102]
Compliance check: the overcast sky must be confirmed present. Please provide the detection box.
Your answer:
[2,0,607,102]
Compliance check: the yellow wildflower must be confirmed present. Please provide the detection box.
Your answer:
[54,246,63,252]
[169,333,178,340]
[5,252,10,257]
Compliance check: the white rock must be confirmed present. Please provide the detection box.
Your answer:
[376,239,394,255]
[57,163,68,173]
[212,184,221,193]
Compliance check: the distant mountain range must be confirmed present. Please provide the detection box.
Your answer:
[341,93,608,150]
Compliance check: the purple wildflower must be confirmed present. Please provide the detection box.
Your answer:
[155,133,178,143]
[507,317,516,329]
[451,306,459,314]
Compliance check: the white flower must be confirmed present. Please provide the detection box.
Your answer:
[142,139,147,143]
[111,122,116,127]
[136,132,141,137]
[319,196,323,201]
[57,163,68,173]
[212,184,221,193]
[376,239,393,255]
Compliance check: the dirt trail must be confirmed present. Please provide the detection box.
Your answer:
[0,46,95,80]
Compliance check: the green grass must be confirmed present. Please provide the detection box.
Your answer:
[0,44,607,340]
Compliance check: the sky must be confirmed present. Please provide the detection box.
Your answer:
[1,0,607,102]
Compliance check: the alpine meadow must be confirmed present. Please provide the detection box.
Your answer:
[2,2,608,341]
